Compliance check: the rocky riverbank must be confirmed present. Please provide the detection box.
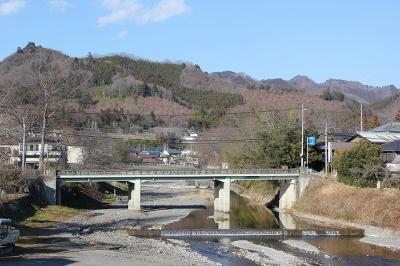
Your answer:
[1,181,222,266]
[3,180,400,265]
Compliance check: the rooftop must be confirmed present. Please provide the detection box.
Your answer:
[371,122,400,132]
[356,131,400,143]
[355,122,400,143]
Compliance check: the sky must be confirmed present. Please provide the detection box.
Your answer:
[1,0,400,87]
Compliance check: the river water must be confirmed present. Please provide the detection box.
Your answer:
[165,192,400,265]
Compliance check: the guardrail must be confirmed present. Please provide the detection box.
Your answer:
[59,168,300,176]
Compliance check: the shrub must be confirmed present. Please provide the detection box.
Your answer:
[333,140,383,187]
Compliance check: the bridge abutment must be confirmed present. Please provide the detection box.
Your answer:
[128,180,141,211]
[214,179,230,212]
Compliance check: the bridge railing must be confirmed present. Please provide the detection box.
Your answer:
[58,168,300,176]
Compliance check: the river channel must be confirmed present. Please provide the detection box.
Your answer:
[164,191,400,265]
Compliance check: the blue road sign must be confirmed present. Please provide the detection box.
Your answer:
[307,136,316,146]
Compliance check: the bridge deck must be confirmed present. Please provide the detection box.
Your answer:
[57,168,300,182]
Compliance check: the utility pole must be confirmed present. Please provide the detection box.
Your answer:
[360,103,363,131]
[325,122,328,174]
[21,118,26,172]
[301,103,305,167]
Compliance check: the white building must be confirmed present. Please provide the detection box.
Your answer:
[0,133,84,169]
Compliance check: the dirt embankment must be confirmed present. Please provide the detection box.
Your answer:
[231,181,279,206]
[294,179,400,231]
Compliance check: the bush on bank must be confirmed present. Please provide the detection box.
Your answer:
[333,140,384,187]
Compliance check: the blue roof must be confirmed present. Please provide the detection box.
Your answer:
[141,149,161,155]
[167,148,181,155]
[128,148,141,154]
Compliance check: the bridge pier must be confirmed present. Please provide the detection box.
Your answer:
[56,179,62,205]
[214,211,230,229]
[214,179,230,212]
[279,167,309,209]
[279,179,298,209]
[128,180,141,211]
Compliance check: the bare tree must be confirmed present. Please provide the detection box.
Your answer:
[81,136,114,168]
[27,57,79,174]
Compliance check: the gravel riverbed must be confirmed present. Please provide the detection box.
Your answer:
[4,181,399,266]
[1,181,221,266]
[64,181,220,266]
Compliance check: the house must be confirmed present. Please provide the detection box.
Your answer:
[20,133,66,169]
[181,149,196,156]
[182,131,198,141]
[316,141,355,171]
[0,138,19,165]
[161,148,182,157]
[348,122,400,144]
[380,140,400,163]
[0,133,84,169]
[386,156,400,172]
[139,148,161,158]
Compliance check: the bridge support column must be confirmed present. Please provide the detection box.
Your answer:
[56,179,62,205]
[279,179,298,209]
[214,211,230,229]
[279,167,309,209]
[214,179,230,212]
[128,180,141,211]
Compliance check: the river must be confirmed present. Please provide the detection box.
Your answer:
[164,191,400,265]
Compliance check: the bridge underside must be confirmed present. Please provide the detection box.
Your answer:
[56,169,305,212]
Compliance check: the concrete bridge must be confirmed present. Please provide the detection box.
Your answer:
[56,168,309,212]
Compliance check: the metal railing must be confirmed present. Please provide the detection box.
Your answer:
[59,168,300,177]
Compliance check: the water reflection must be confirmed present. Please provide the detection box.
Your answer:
[166,192,280,230]
[163,190,400,265]
[309,238,400,259]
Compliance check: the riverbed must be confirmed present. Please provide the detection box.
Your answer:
[2,181,400,265]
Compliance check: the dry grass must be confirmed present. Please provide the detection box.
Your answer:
[294,179,400,230]
[235,181,278,205]
[21,205,80,228]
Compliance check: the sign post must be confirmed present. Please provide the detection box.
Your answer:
[306,137,316,168]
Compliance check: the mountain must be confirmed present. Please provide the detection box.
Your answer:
[0,42,395,135]
[0,43,246,133]
[211,71,258,87]
[259,78,290,88]
[321,79,398,104]
[370,93,400,121]
[213,71,398,104]
[288,75,319,91]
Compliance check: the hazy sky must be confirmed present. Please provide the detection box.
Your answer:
[1,0,399,86]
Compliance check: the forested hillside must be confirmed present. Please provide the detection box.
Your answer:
[0,43,245,135]
[0,42,395,141]
[214,72,398,104]
[371,93,400,122]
